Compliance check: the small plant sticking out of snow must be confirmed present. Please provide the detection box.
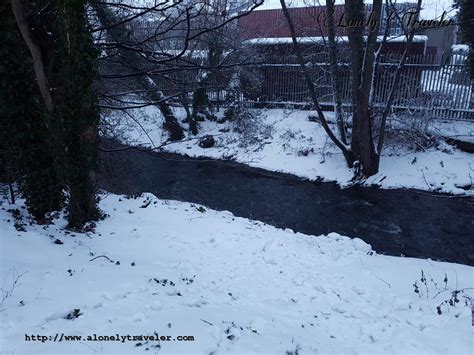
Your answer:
[63,308,82,320]
[437,290,473,316]
[224,321,241,341]
[196,206,206,213]
[297,147,314,157]
[413,270,443,299]
[412,270,473,316]
[8,209,26,232]
[144,342,161,352]
[140,198,152,208]
[0,267,26,312]
[382,111,439,152]
[125,192,142,200]
[227,108,273,150]
[181,276,195,285]
[285,345,301,355]
[151,278,176,287]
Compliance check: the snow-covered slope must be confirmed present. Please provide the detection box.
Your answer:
[1,193,473,354]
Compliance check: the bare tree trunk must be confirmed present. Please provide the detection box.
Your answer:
[345,0,381,176]
[148,89,184,141]
[180,93,197,135]
[11,0,54,113]
[8,182,15,205]
[280,0,354,166]
[326,0,347,144]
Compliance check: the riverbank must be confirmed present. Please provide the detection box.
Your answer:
[105,107,474,196]
[98,139,474,265]
[1,192,473,354]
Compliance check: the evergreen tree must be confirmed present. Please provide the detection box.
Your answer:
[55,0,101,228]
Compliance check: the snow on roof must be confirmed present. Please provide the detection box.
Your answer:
[259,0,456,20]
[451,44,470,52]
[243,35,428,45]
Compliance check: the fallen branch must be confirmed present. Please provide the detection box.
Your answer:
[200,319,213,326]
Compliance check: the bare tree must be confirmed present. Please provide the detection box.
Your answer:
[280,0,422,177]
[92,1,187,141]
[280,0,354,165]
[92,0,264,139]
[325,0,347,145]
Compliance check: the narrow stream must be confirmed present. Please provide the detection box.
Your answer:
[98,140,474,265]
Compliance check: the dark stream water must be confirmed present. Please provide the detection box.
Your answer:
[98,140,474,266]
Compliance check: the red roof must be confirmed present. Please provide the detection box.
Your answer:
[238,5,352,40]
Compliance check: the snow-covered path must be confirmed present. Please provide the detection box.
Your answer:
[1,193,473,354]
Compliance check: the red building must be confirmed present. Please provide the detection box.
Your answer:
[237,5,430,104]
[238,4,427,56]
[239,5,349,40]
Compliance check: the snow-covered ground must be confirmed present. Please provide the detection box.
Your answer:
[1,192,473,354]
[105,107,474,196]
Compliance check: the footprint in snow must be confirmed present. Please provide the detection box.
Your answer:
[149,300,163,311]
[132,312,146,322]
[330,305,347,314]
[185,300,208,308]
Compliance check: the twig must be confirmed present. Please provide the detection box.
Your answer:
[89,255,113,262]
[373,273,391,288]
[98,133,224,153]
[420,168,433,191]
[0,267,27,311]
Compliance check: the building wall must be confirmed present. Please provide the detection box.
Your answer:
[238,5,349,40]
[421,26,456,58]
[237,3,427,40]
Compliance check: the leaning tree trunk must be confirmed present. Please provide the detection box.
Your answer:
[10,0,54,113]
[92,3,184,141]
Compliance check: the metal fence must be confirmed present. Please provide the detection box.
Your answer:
[242,53,474,120]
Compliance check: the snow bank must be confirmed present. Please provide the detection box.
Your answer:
[1,193,473,354]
